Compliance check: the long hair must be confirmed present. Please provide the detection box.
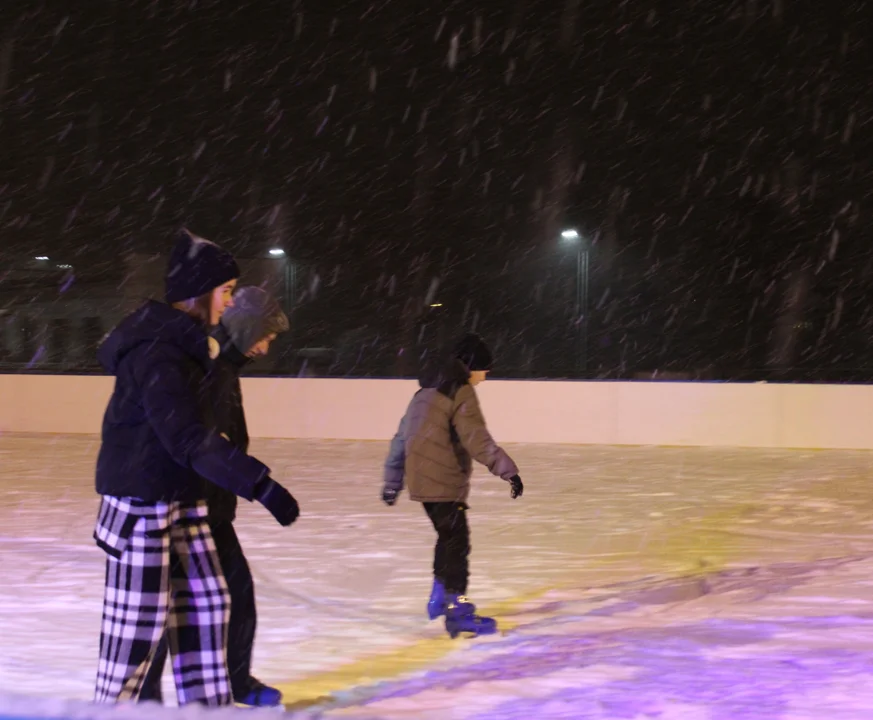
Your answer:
[171,292,213,328]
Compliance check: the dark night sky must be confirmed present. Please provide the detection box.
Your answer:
[0,1,871,378]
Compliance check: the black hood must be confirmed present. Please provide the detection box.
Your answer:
[453,332,493,372]
[417,331,493,394]
[98,300,211,375]
[418,355,470,390]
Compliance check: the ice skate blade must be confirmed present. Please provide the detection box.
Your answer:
[448,628,502,640]
[447,621,500,640]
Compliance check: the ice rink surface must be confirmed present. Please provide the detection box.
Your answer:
[4,433,873,719]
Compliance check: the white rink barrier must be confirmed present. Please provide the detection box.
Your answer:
[2,374,873,449]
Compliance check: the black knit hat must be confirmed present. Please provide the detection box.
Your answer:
[453,332,493,371]
[165,228,240,304]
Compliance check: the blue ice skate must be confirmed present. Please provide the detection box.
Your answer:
[427,577,447,620]
[236,679,283,708]
[444,594,498,639]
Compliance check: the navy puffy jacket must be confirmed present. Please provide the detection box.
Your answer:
[95,300,269,503]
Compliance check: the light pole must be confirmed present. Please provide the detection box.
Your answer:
[268,248,296,373]
[268,248,294,312]
[560,229,588,375]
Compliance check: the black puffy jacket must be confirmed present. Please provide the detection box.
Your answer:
[203,322,252,521]
[95,300,268,503]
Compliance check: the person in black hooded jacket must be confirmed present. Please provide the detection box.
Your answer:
[93,229,299,708]
[141,286,290,707]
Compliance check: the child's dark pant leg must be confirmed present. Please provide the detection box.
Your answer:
[139,625,169,702]
[423,502,470,595]
[210,519,257,701]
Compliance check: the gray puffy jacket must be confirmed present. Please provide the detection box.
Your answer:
[383,370,518,503]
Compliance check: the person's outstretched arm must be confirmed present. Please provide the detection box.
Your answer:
[382,413,408,505]
[451,384,518,480]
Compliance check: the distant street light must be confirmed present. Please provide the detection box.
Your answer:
[35,256,49,261]
[559,229,589,376]
[268,248,294,321]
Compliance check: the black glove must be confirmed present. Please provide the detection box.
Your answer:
[508,475,523,499]
[382,486,399,506]
[254,477,299,526]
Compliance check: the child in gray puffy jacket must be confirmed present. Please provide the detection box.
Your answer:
[381,333,523,638]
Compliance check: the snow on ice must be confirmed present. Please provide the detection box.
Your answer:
[4,433,873,718]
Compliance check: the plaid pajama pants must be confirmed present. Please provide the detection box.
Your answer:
[93,496,232,706]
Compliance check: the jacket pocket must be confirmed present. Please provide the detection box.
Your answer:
[93,496,142,559]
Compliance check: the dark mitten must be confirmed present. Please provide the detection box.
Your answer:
[254,477,299,526]
[382,486,399,506]
[508,475,524,499]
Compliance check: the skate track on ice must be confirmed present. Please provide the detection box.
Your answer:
[6,433,873,718]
